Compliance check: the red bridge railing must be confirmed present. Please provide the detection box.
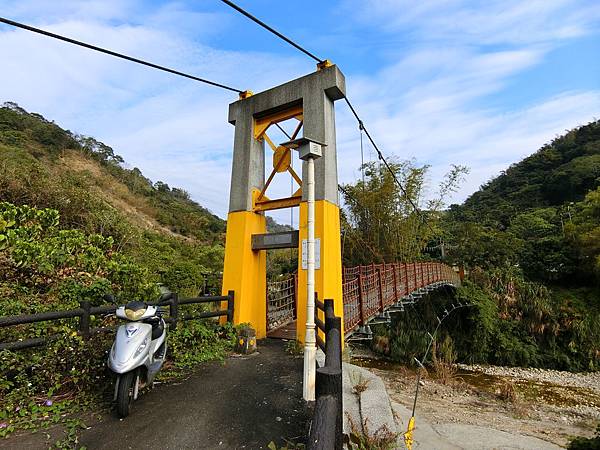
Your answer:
[342,262,460,335]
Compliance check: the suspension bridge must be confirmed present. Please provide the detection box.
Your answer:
[266,261,461,341]
[1,3,466,449]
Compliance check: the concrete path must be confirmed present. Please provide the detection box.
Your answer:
[2,340,308,450]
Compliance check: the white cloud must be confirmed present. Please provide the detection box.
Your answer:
[345,0,600,46]
[0,6,306,218]
[1,0,598,223]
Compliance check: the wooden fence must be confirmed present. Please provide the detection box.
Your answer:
[0,292,234,351]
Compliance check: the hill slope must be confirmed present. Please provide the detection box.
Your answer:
[453,120,600,228]
[445,120,600,285]
[0,102,226,295]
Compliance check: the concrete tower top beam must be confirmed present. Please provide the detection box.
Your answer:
[227,65,346,213]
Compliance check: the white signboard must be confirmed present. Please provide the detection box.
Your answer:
[301,238,321,270]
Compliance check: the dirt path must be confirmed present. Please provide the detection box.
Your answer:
[354,357,599,448]
[1,340,308,450]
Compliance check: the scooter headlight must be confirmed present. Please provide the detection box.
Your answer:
[134,338,148,358]
[125,307,146,321]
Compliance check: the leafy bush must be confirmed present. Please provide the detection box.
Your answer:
[0,203,231,439]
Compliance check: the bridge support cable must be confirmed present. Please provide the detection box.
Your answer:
[216,0,438,244]
[217,0,325,65]
[341,96,436,236]
[0,17,245,94]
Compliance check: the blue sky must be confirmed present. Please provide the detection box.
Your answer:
[1,0,599,224]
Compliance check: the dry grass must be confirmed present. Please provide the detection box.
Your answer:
[60,151,185,238]
[350,370,371,395]
[432,360,457,385]
[346,414,398,450]
[496,379,519,403]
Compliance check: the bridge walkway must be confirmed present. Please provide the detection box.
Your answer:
[266,262,461,341]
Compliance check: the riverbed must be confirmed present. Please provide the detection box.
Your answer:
[349,347,599,447]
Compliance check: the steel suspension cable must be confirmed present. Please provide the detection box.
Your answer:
[343,96,435,235]
[214,1,436,237]
[218,0,325,64]
[0,17,244,93]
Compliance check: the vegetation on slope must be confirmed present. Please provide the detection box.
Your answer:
[0,103,236,443]
[435,121,600,371]
[344,120,600,372]
[0,102,226,295]
[446,120,600,285]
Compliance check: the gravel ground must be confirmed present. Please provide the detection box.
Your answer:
[457,363,600,394]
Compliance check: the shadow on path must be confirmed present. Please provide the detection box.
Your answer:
[80,339,308,450]
[0,339,308,450]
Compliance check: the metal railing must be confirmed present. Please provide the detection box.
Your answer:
[267,275,297,332]
[309,298,343,450]
[342,262,460,335]
[0,291,234,351]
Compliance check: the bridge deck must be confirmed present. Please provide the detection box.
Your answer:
[267,320,297,340]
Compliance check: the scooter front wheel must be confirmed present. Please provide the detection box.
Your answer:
[116,370,136,418]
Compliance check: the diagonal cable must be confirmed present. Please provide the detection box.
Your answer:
[0,16,244,93]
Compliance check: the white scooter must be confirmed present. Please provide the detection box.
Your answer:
[107,290,171,417]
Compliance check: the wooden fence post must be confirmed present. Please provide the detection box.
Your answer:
[169,293,179,328]
[324,314,342,450]
[79,301,91,339]
[227,290,235,323]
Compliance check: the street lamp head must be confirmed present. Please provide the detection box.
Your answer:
[280,137,326,161]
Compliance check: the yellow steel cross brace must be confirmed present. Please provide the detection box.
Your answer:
[253,105,305,212]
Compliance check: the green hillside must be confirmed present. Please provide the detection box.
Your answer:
[428,120,600,371]
[0,103,243,441]
[446,120,600,285]
[0,102,227,297]
[453,120,600,229]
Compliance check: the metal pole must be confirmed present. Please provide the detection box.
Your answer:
[304,155,317,401]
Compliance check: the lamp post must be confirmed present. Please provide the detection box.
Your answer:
[281,137,325,401]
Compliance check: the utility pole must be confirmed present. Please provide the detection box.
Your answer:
[284,137,325,401]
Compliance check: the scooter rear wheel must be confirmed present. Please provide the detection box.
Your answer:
[116,370,136,418]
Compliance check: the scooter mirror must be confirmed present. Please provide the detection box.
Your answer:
[103,293,116,303]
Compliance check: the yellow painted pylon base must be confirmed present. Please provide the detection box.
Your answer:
[296,199,344,345]
[221,210,267,338]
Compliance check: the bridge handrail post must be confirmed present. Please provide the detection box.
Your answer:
[420,262,425,288]
[402,262,408,295]
[357,273,366,326]
[392,264,398,301]
[377,266,384,312]
[294,273,298,320]
[413,262,417,291]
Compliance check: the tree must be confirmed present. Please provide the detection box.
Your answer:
[340,159,468,265]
